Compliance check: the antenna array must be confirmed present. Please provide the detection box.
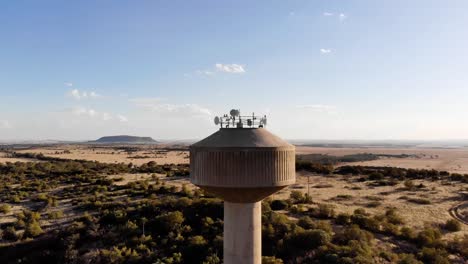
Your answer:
[214,109,267,128]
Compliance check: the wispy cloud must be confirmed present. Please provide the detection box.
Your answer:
[215,63,246,73]
[0,120,12,129]
[296,104,336,113]
[64,82,73,87]
[68,107,127,122]
[117,115,128,122]
[68,89,100,100]
[320,48,332,54]
[189,63,246,77]
[339,13,347,21]
[131,98,211,117]
[196,70,215,76]
[323,12,347,21]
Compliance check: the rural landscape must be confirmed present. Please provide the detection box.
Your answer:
[0,138,467,263]
[2,1,468,263]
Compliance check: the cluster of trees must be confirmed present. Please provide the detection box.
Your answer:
[296,157,468,184]
[298,153,380,165]
[1,155,467,263]
[336,165,468,183]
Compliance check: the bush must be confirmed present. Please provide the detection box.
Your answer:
[447,235,468,257]
[415,227,442,247]
[262,256,284,264]
[24,221,44,238]
[398,253,422,264]
[335,213,351,225]
[297,216,315,229]
[443,219,461,232]
[271,200,289,211]
[316,204,335,218]
[2,226,19,241]
[418,247,450,264]
[400,226,416,240]
[290,191,305,204]
[0,204,11,214]
[404,180,415,189]
[48,210,64,219]
[334,225,373,245]
[385,208,405,225]
[288,229,331,251]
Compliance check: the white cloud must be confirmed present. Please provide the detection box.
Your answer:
[215,63,246,74]
[102,112,112,121]
[323,12,334,16]
[320,48,332,54]
[117,115,128,122]
[339,13,347,21]
[64,82,73,87]
[67,89,100,100]
[296,104,336,112]
[131,98,211,117]
[196,70,215,76]
[0,120,12,129]
[70,107,115,121]
[190,63,246,77]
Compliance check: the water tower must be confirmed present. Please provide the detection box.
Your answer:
[190,110,295,264]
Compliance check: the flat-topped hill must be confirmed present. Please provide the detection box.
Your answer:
[93,135,157,144]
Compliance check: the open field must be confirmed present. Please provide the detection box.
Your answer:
[3,144,468,174]
[0,144,189,165]
[296,145,468,174]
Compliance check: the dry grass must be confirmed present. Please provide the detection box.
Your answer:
[272,171,468,238]
[0,144,189,165]
[296,146,468,174]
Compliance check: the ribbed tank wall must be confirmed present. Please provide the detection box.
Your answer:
[190,148,295,188]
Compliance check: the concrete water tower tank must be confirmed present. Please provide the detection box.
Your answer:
[190,110,295,264]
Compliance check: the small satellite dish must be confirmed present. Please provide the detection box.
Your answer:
[230,109,240,117]
[214,116,220,125]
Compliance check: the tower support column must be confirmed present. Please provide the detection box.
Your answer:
[223,201,261,264]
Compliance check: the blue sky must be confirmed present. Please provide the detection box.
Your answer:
[1,0,468,140]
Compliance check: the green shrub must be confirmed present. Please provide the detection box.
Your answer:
[398,253,422,264]
[2,226,19,241]
[334,225,373,245]
[271,200,289,211]
[400,226,416,240]
[443,219,461,232]
[288,229,331,251]
[23,221,44,238]
[335,213,351,225]
[48,210,64,219]
[0,203,11,214]
[415,227,442,247]
[316,204,335,218]
[418,247,450,264]
[262,256,284,264]
[385,208,405,225]
[297,216,315,229]
[290,190,305,204]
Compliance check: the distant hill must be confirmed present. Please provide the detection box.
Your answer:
[93,135,158,144]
